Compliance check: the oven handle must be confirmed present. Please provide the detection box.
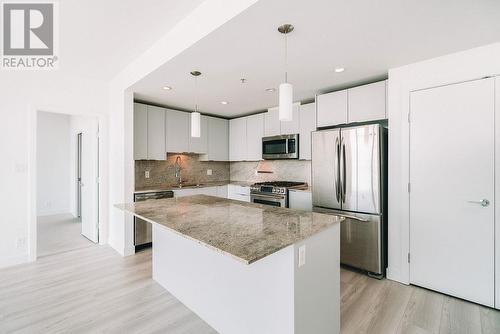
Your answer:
[251,193,286,201]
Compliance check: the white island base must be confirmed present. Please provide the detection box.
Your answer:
[152,224,340,334]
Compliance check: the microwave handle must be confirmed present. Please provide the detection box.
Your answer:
[285,139,289,154]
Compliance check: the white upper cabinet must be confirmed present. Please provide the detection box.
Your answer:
[246,113,264,161]
[280,104,300,135]
[348,80,387,122]
[189,115,208,154]
[166,109,189,153]
[134,103,148,160]
[264,107,281,136]
[229,117,247,161]
[201,117,229,161]
[316,90,348,127]
[147,105,166,160]
[298,103,316,160]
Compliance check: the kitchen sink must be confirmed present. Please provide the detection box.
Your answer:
[175,183,204,188]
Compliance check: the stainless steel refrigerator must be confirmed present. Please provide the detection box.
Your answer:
[312,124,387,277]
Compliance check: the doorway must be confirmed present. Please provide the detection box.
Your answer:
[36,111,100,257]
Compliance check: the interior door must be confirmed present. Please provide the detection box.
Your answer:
[409,78,495,307]
[79,119,99,243]
[312,130,341,209]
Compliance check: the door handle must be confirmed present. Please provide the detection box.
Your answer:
[467,199,490,207]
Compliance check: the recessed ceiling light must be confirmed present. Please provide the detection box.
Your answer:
[265,88,276,92]
[162,86,172,90]
[221,101,229,105]
[334,67,345,73]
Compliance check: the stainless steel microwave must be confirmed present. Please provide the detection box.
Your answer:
[262,134,299,160]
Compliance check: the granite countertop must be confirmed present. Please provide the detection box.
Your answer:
[116,195,342,264]
[134,181,253,194]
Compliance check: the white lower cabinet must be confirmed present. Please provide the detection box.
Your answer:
[288,190,312,211]
[227,184,250,202]
[174,187,217,198]
[216,185,228,198]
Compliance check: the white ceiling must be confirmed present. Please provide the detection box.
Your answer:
[132,0,500,118]
[59,0,205,80]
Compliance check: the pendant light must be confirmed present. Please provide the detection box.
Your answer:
[190,70,201,138]
[278,24,294,122]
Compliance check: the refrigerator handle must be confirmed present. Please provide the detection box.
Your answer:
[335,137,340,202]
[339,138,346,203]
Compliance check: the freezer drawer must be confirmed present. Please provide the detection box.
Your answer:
[313,207,383,275]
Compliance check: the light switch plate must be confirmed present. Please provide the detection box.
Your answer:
[145,171,150,179]
[207,169,212,176]
[298,245,306,267]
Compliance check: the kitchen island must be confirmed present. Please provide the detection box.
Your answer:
[116,195,342,334]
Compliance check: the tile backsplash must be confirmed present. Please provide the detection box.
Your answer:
[135,154,230,188]
[230,160,311,184]
[135,155,312,189]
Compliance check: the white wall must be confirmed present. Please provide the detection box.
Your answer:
[0,0,259,269]
[36,112,71,216]
[0,72,107,268]
[107,0,259,256]
[387,42,500,284]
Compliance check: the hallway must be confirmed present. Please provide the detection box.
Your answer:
[37,214,94,257]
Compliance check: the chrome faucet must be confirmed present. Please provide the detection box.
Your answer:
[174,156,182,185]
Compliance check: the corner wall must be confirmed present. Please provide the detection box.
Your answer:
[387,42,500,284]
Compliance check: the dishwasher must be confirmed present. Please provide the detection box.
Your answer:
[134,190,174,251]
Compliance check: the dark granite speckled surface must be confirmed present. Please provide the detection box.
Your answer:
[115,195,342,264]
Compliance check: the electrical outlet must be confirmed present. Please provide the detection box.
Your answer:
[207,169,212,176]
[16,237,26,249]
[145,171,150,179]
[298,245,306,267]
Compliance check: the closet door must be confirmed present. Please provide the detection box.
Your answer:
[409,78,495,307]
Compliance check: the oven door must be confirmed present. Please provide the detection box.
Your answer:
[250,193,287,207]
[262,134,299,159]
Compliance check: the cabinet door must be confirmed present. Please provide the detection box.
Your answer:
[280,104,300,135]
[289,190,312,211]
[216,185,228,198]
[298,103,316,160]
[166,109,189,153]
[207,117,229,161]
[134,103,148,160]
[229,117,247,161]
[189,115,208,153]
[348,80,386,123]
[147,105,166,160]
[246,113,264,161]
[316,90,348,127]
[264,108,281,136]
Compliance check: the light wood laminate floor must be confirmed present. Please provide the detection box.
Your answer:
[37,214,94,257]
[1,245,499,334]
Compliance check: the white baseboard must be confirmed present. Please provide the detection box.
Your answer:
[37,209,72,217]
[0,253,30,269]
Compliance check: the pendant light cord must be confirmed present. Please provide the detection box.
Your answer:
[194,75,199,112]
[284,32,288,83]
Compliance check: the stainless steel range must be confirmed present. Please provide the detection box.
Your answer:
[250,181,307,208]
